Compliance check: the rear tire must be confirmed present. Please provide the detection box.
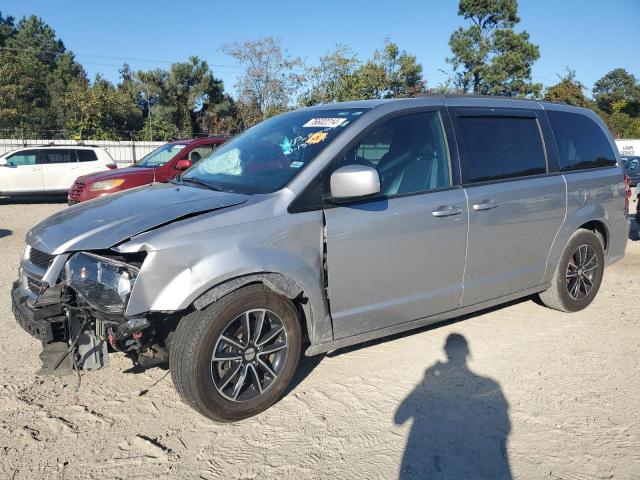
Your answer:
[538,229,605,312]
[170,284,302,422]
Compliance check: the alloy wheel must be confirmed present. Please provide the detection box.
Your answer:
[210,309,288,402]
[566,244,598,300]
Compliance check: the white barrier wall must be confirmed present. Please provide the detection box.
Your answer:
[0,139,165,166]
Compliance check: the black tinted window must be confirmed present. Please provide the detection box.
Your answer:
[42,149,76,164]
[76,149,98,162]
[458,116,546,183]
[547,110,616,171]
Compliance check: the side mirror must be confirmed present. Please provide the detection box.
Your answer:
[174,159,192,171]
[329,164,380,202]
[0,158,7,166]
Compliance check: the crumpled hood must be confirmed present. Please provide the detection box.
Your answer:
[27,182,248,254]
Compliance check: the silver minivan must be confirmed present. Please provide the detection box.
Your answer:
[12,96,629,421]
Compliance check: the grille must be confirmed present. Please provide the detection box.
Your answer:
[29,247,54,270]
[68,181,86,201]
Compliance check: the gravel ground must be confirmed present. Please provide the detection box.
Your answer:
[0,196,639,480]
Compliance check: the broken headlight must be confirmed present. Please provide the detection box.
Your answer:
[65,252,139,314]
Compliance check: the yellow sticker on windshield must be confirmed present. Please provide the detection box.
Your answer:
[306,132,328,145]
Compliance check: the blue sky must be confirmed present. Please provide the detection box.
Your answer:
[3,0,639,96]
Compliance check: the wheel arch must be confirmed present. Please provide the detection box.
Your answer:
[544,205,612,284]
[191,272,318,347]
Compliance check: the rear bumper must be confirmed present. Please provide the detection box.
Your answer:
[11,280,68,343]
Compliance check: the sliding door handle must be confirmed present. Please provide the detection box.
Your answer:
[432,206,462,217]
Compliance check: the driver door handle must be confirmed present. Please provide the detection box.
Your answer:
[432,205,462,217]
[472,200,500,211]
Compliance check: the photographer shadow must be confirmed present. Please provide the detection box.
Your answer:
[394,334,512,479]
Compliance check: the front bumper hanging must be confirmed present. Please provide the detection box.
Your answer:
[11,281,68,343]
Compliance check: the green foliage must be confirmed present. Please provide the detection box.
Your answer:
[1,8,638,142]
[592,68,640,115]
[135,56,236,139]
[300,40,425,105]
[0,14,85,137]
[61,76,144,140]
[447,0,541,97]
[543,68,592,108]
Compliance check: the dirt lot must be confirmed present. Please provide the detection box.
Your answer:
[0,198,639,480]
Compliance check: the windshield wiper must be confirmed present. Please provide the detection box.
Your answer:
[180,177,225,192]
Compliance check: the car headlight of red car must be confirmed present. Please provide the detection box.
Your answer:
[90,179,125,191]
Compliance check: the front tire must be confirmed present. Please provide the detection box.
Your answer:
[170,284,302,422]
[538,229,605,312]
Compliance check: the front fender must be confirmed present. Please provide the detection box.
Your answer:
[122,210,333,345]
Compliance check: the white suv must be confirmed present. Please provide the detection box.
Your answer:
[0,145,116,197]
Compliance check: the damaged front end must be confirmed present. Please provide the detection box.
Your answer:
[11,245,171,379]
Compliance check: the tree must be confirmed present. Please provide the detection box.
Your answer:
[447,0,541,97]
[300,45,361,105]
[300,40,425,105]
[360,40,426,98]
[0,15,85,137]
[0,12,15,46]
[543,68,592,108]
[223,37,304,127]
[61,76,144,140]
[136,56,236,139]
[592,68,640,115]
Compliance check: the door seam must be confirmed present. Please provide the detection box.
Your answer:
[543,175,568,281]
[460,188,470,307]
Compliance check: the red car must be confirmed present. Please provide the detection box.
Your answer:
[68,137,228,204]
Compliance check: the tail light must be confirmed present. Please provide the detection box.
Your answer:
[624,173,632,214]
[106,163,117,170]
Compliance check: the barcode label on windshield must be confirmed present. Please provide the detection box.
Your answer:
[302,118,347,128]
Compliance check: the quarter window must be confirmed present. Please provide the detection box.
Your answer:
[546,110,616,171]
[6,151,37,166]
[334,111,451,197]
[76,149,98,162]
[458,115,546,184]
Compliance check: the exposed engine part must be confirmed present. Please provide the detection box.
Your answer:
[108,316,151,351]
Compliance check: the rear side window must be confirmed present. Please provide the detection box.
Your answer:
[42,149,76,164]
[458,116,546,183]
[546,110,616,171]
[76,149,98,162]
[6,151,37,166]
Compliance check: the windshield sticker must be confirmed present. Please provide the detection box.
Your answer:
[305,132,328,145]
[303,118,347,128]
[280,137,293,155]
[289,161,304,169]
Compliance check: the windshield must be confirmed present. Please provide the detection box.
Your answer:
[134,144,186,167]
[181,108,368,193]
